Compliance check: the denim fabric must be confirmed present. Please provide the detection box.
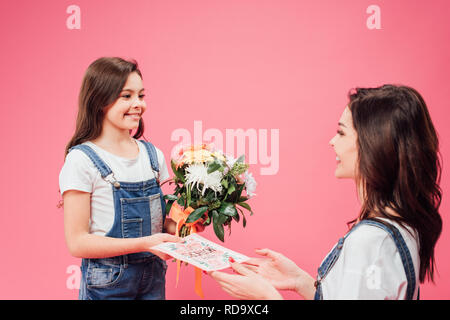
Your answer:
[69,140,167,300]
[78,255,167,300]
[314,219,418,300]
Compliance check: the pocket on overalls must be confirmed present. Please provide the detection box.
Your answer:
[86,259,123,289]
[148,193,163,234]
[120,194,163,238]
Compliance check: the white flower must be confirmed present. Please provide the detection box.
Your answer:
[185,164,223,196]
[205,171,223,195]
[223,155,237,175]
[243,171,257,198]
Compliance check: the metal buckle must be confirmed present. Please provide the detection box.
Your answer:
[103,173,120,189]
[314,276,321,288]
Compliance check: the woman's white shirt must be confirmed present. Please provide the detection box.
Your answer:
[320,218,420,299]
[59,140,170,236]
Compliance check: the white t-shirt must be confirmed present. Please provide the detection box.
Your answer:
[320,218,420,300]
[59,140,170,236]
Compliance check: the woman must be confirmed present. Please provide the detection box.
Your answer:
[209,85,443,300]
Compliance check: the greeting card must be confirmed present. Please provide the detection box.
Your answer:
[152,233,249,272]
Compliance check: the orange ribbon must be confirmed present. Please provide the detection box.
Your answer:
[169,202,205,298]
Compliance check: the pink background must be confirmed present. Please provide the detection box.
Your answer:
[0,0,449,299]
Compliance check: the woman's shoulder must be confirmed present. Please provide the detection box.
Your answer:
[343,218,418,259]
[344,223,391,251]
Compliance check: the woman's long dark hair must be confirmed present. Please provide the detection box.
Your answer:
[348,84,442,283]
[64,57,145,158]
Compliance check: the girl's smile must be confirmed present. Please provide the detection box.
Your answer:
[103,71,147,132]
[124,112,141,120]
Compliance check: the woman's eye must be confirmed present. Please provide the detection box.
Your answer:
[139,94,145,99]
[122,94,131,99]
[337,130,344,136]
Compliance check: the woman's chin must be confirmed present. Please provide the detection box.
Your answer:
[334,168,351,179]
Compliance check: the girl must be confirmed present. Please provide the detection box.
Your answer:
[59,57,181,300]
[209,84,443,300]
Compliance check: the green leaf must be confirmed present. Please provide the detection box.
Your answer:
[173,185,182,196]
[218,202,238,217]
[204,214,211,225]
[236,207,247,227]
[221,179,228,189]
[232,209,240,223]
[218,212,229,224]
[207,161,222,174]
[227,183,245,203]
[186,184,193,208]
[165,201,174,215]
[171,160,185,183]
[238,202,253,215]
[205,191,216,202]
[226,184,236,195]
[212,210,225,242]
[185,206,208,223]
[177,196,185,206]
[236,155,245,163]
[163,194,178,201]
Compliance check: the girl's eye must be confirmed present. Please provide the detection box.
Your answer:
[121,94,145,99]
[337,130,344,136]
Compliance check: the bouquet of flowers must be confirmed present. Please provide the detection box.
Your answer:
[164,144,256,242]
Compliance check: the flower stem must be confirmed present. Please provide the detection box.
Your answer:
[160,178,174,187]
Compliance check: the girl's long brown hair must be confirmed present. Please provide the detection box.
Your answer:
[64,57,145,157]
[348,84,442,283]
[58,57,146,208]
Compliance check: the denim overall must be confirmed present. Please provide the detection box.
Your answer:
[69,140,167,300]
[314,219,418,300]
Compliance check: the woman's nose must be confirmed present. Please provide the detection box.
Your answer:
[329,134,337,146]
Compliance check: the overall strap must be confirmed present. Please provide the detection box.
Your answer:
[356,219,417,300]
[139,140,160,172]
[69,144,113,178]
[317,238,345,279]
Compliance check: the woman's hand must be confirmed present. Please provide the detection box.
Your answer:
[143,233,183,260]
[245,248,316,299]
[209,260,283,300]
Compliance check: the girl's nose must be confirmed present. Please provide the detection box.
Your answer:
[132,98,141,106]
[132,96,145,109]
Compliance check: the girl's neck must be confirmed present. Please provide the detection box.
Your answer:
[91,125,135,152]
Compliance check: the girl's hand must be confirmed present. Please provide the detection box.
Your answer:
[143,233,183,260]
[209,260,283,300]
[163,218,178,235]
[245,248,314,295]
